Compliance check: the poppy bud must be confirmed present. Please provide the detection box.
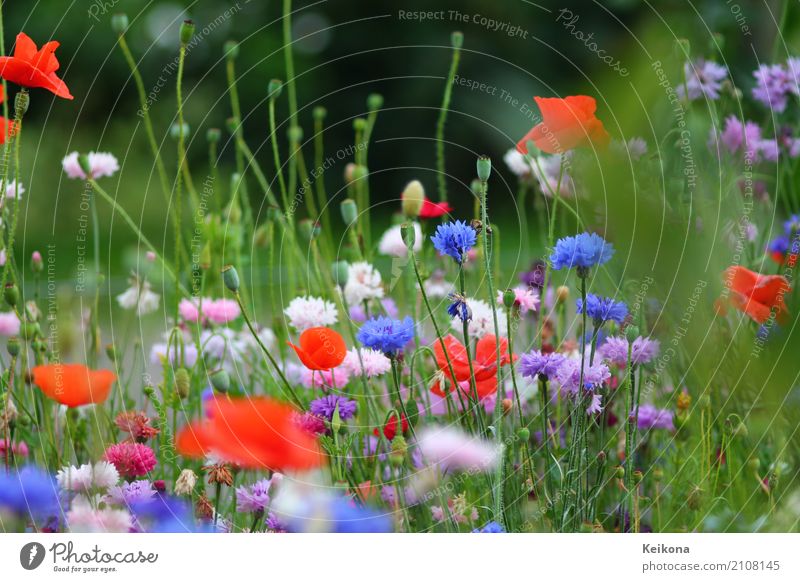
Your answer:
[517,427,530,441]
[4,283,18,307]
[175,368,191,399]
[451,31,464,48]
[287,125,303,143]
[31,251,43,273]
[332,261,349,288]
[111,13,129,35]
[206,128,221,143]
[209,369,231,393]
[299,218,321,241]
[476,155,492,182]
[353,118,367,133]
[556,285,570,304]
[698,393,711,408]
[221,265,240,293]
[367,93,383,111]
[170,122,190,139]
[340,199,358,226]
[14,90,29,117]
[502,289,516,309]
[400,222,416,249]
[747,458,760,472]
[390,435,407,466]
[653,467,663,481]
[625,325,640,342]
[401,180,425,217]
[105,344,117,362]
[78,154,92,177]
[225,116,239,134]
[615,466,625,479]
[343,163,357,184]
[25,301,41,323]
[351,165,368,182]
[21,322,40,341]
[7,337,20,357]
[180,20,196,46]
[224,40,239,60]
[596,450,606,463]
[268,79,283,99]
[313,106,327,121]
[470,179,482,196]
[331,405,343,434]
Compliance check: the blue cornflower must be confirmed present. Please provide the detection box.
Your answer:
[447,293,471,321]
[329,497,393,533]
[550,232,614,271]
[576,294,628,325]
[310,394,357,421]
[357,315,415,356]
[131,495,215,533]
[0,466,61,519]
[783,214,800,234]
[472,521,505,533]
[519,350,566,380]
[430,220,477,263]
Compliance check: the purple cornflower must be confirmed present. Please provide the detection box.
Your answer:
[678,59,728,101]
[236,476,282,513]
[752,63,796,113]
[636,404,675,431]
[265,512,287,532]
[108,480,156,505]
[710,116,778,163]
[554,357,611,394]
[447,293,472,321]
[309,394,357,421]
[599,336,659,365]
[430,220,477,263]
[357,315,415,356]
[519,350,566,380]
[472,521,505,533]
[550,232,614,271]
[577,294,628,325]
[519,260,546,289]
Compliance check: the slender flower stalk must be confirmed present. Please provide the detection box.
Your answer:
[435,32,463,202]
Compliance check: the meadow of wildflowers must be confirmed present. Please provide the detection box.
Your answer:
[1,0,800,542]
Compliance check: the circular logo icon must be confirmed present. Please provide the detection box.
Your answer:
[20,542,46,570]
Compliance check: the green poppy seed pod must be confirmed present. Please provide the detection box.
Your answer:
[7,336,20,357]
[175,368,191,399]
[105,343,117,362]
[517,427,530,442]
[224,40,239,60]
[225,116,239,134]
[653,467,663,481]
[332,261,349,288]
[170,122,190,140]
[4,283,19,307]
[353,118,367,132]
[340,198,358,226]
[367,93,383,111]
[624,325,640,342]
[350,165,368,182]
[451,31,464,48]
[400,222,416,249]
[502,289,516,309]
[615,466,625,480]
[111,13,129,36]
[469,178,482,196]
[221,265,240,293]
[401,180,425,217]
[287,125,303,143]
[313,106,327,121]
[16,413,31,427]
[633,470,643,484]
[206,128,221,143]
[180,20,196,46]
[268,79,283,100]
[476,155,492,182]
[747,457,760,472]
[14,90,29,117]
[78,154,92,177]
[299,219,320,241]
[210,369,231,393]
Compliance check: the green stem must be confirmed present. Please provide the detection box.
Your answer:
[435,35,462,202]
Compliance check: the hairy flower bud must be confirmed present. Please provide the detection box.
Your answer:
[451,31,464,48]
[332,261,349,288]
[175,368,191,399]
[401,180,425,217]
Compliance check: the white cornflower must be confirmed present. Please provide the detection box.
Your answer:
[503,148,534,177]
[343,347,391,378]
[116,276,160,315]
[344,262,384,306]
[62,151,120,180]
[378,223,422,258]
[57,462,119,493]
[284,295,338,331]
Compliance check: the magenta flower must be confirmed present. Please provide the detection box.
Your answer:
[104,443,157,478]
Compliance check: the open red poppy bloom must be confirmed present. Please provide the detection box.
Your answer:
[175,396,322,471]
[431,334,514,400]
[0,33,73,99]
[374,412,408,441]
[288,327,347,370]
[31,364,116,407]
[517,96,609,155]
[0,86,16,144]
[717,266,791,324]
[417,196,453,219]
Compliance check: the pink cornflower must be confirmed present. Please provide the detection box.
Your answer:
[62,151,119,180]
[179,298,202,323]
[0,311,20,336]
[104,442,157,478]
[0,438,28,460]
[497,286,540,314]
[202,298,241,324]
[343,348,391,378]
[416,425,500,472]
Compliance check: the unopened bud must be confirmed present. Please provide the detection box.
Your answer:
[476,156,492,182]
[313,106,327,121]
[105,344,117,362]
[556,285,570,304]
[209,369,231,393]
[340,199,358,226]
[353,118,367,132]
[268,79,283,99]
[111,13,129,36]
[206,128,221,143]
[501,398,513,416]
[367,93,384,111]
[502,289,516,309]
[332,261,349,288]
[517,427,530,441]
[14,91,29,117]
[451,31,464,48]
[224,40,239,60]
[221,265,240,293]
[174,368,191,399]
[180,20,196,46]
[4,284,18,307]
[7,336,20,357]
[170,122,190,140]
[401,180,425,217]
[625,325,640,342]
[31,251,43,273]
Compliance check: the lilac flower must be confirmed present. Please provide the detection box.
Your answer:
[752,63,795,112]
[677,59,728,101]
[265,512,287,532]
[236,477,279,513]
[576,294,628,325]
[357,315,415,356]
[309,394,357,422]
[430,220,477,263]
[519,350,566,380]
[554,357,611,394]
[519,260,546,289]
[107,480,156,505]
[598,336,660,366]
[550,232,614,271]
[636,404,675,431]
[711,116,779,163]
[586,393,603,415]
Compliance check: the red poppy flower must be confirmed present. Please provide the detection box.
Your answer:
[716,266,791,324]
[431,334,514,400]
[175,396,322,471]
[0,33,73,99]
[288,327,347,370]
[516,96,609,155]
[0,86,15,144]
[418,196,453,219]
[374,412,408,441]
[31,364,116,407]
